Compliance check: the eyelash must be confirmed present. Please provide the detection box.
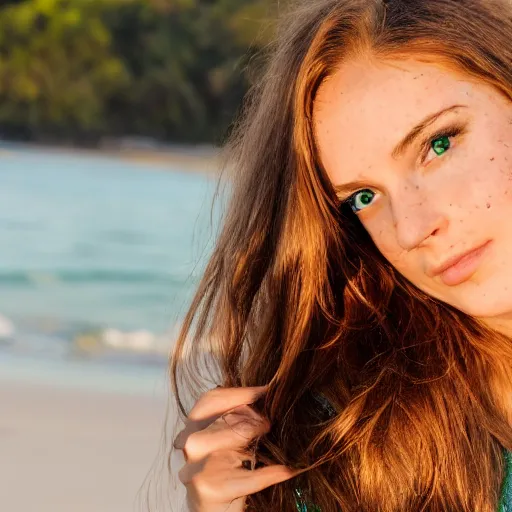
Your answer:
[418,123,465,164]
[342,122,467,212]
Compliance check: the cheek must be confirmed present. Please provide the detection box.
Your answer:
[365,222,415,274]
[383,249,421,280]
[467,121,512,205]
[466,151,512,212]
[425,143,512,222]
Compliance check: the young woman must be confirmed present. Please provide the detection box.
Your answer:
[170,0,512,510]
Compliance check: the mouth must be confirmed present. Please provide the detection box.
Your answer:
[429,240,492,286]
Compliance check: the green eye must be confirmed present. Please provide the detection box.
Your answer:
[348,189,375,213]
[423,125,464,162]
[431,135,450,156]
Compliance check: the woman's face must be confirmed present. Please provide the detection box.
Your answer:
[314,57,512,325]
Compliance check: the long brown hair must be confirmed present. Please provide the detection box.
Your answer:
[170,0,512,510]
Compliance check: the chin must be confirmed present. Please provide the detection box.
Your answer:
[445,286,512,320]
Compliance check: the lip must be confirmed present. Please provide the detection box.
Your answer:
[428,240,492,286]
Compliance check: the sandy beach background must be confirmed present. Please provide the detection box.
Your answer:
[0,1,254,507]
[0,144,212,511]
[0,354,179,512]
[0,378,166,512]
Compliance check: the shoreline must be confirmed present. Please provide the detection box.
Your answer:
[0,139,223,174]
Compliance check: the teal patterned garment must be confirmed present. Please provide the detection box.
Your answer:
[295,487,321,512]
[295,449,512,511]
[499,450,512,512]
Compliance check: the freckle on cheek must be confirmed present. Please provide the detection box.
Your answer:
[486,203,491,208]
[490,157,495,161]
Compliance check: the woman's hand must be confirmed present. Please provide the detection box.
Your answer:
[173,386,297,512]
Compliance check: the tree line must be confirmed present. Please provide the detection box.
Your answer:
[0,0,276,145]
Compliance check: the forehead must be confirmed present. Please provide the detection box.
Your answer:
[313,58,477,179]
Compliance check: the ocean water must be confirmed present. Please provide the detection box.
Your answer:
[0,144,218,376]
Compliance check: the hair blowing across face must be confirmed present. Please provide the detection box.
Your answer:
[170,1,512,510]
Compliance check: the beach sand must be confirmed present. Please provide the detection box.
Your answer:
[0,377,174,512]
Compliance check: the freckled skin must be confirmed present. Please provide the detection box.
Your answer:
[313,57,512,330]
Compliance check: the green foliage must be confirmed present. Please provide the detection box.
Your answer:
[0,0,130,141]
[0,0,277,144]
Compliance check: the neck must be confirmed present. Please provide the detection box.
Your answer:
[480,314,512,338]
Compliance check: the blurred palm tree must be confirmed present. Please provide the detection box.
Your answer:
[0,0,280,144]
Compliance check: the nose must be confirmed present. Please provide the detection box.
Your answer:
[391,183,449,251]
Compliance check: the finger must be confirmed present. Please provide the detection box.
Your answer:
[230,464,301,496]
[174,386,267,448]
[174,402,268,450]
[188,386,268,422]
[178,450,240,486]
[179,450,299,501]
[180,407,270,462]
[221,404,268,436]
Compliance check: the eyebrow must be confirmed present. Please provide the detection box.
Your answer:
[333,104,467,198]
[391,104,467,160]
[334,179,374,197]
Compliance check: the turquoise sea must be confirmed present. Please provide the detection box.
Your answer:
[0,143,217,390]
